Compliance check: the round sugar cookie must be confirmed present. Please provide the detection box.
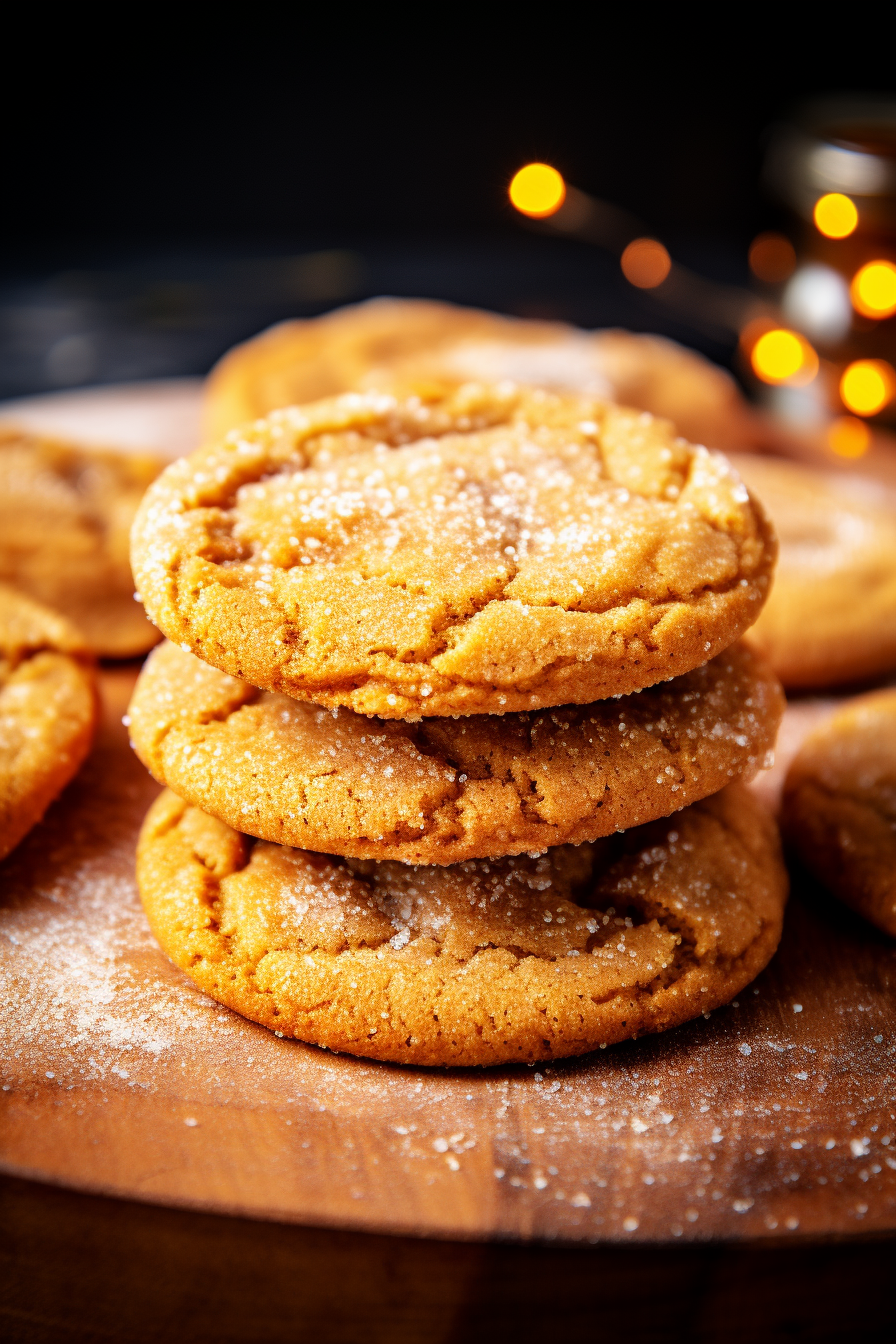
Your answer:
[203,297,759,453]
[132,385,776,718]
[0,427,162,658]
[137,784,788,1066]
[129,640,783,864]
[0,585,98,862]
[782,688,896,936]
[733,454,896,689]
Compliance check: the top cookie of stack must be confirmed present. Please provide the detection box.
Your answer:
[132,383,774,720]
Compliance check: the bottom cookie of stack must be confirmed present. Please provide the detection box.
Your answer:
[136,783,788,1066]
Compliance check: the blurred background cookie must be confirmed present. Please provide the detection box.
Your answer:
[0,428,163,658]
[203,298,760,452]
[137,783,788,1066]
[782,689,896,936]
[0,585,97,861]
[734,454,896,689]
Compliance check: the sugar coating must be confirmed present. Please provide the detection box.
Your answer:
[783,688,896,936]
[0,585,97,860]
[129,640,783,865]
[132,385,775,718]
[203,297,756,454]
[734,454,896,690]
[137,784,788,1066]
[0,427,162,658]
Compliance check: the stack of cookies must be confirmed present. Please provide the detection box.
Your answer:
[129,383,788,1066]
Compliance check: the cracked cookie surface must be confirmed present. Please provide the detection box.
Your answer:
[783,688,896,936]
[132,385,775,717]
[129,640,783,864]
[0,585,98,861]
[137,783,787,1065]
[0,428,162,658]
[734,454,896,689]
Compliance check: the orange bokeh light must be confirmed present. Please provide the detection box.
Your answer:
[840,359,896,416]
[827,416,871,458]
[813,193,859,239]
[850,260,896,319]
[748,232,796,284]
[750,328,819,386]
[620,238,671,289]
[509,163,566,218]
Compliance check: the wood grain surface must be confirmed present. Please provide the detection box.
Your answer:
[1,667,894,1245]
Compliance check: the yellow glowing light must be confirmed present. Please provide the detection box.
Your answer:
[850,259,896,319]
[620,238,672,289]
[509,163,566,218]
[813,192,859,239]
[827,415,871,458]
[748,232,796,284]
[840,359,896,416]
[750,328,819,386]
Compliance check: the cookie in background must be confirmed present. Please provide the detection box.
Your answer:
[734,454,896,689]
[0,584,98,861]
[203,297,765,454]
[783,688,896,937]
[0,427,163,658]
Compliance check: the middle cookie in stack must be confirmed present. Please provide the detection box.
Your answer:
[130,383,787,1065]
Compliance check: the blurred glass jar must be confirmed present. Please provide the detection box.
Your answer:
[757,96,896,436]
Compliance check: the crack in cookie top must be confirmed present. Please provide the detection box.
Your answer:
[132,385,776,717]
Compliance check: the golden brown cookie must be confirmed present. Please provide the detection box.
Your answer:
[129,639,783,864]
[0,585,98,862]
[782,689,896,936]
[137,783,787,1066]
[733,454,896,689]
[203,297,760,453]
[0,427,162,658]
[132,385,775,718]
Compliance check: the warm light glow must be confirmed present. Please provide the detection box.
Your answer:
[748,232,796,284]
[620,238,671,289]
[750,328,819,386]
[813,192,859,239]
[827,416,871,458]
[509,163,566,218]
[850,260,896,319]
[840,359,896,416]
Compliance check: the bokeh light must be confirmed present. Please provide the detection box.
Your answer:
[748,232,796,284]
[813,193,859,239]
[620,238,671,289]
[840,359,896,416]
[850,260,896,319]
[509,163,566,218]
[750,328,819,386]
[827,416,871,458]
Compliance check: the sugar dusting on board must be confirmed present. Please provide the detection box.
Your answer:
[1,669,894,1242]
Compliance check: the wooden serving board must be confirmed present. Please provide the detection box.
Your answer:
[1,668,894,1244]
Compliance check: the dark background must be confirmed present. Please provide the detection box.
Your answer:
[0,27,894,396]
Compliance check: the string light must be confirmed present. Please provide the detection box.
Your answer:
[840,360,896,416]
[748,233,796,284]
[827,416,871,458]
[813,193,859,239]
[850,260,896,319]
[750,329,819,386]
[620,238,671,288]
[509,164,566,218]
